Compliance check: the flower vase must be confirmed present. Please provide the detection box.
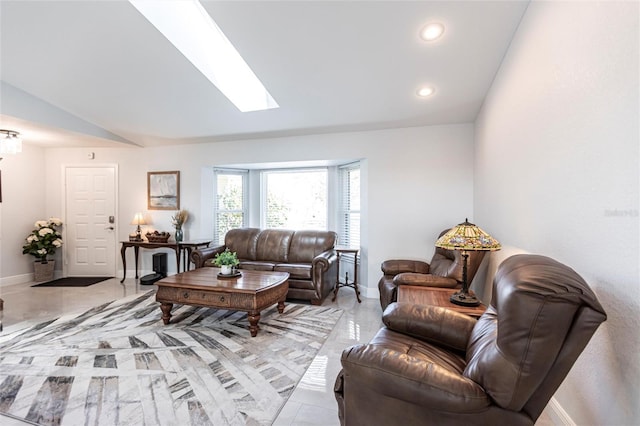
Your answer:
[34,260,55,282]
[221,265,232,275]
[175,228,184,243]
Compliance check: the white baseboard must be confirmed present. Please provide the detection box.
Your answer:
[546,397,576,426]
[0,270,65,288]
[0,273,33,288]
[360,285,378,299]
[2,270,159,288]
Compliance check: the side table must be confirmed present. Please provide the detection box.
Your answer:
[179,240,213,272]
[397,286,486,318]
[332,247,361,303]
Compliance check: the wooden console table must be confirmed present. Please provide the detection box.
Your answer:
[120,241,179,283]
[120,240,211,283]
[179,239,213,271]
[397,286,486,318]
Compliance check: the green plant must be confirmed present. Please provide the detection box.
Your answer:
[22,218,63,263]
[213,248,239,267]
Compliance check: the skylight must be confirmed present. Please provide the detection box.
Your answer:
[129,0,278,112]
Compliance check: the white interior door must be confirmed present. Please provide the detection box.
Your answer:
[65,166,116,276]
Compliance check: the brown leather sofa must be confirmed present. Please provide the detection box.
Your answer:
[335,254,607,426]
[378,229,485,310]
[191,228,338,305]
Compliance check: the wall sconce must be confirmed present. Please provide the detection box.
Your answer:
[0,129,23,155]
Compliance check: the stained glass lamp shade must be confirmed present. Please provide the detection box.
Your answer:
[435,219,501,306]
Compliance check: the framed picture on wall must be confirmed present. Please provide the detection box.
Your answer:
[147,171,180,210]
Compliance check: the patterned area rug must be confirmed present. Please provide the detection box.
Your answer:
[0,291,343,425]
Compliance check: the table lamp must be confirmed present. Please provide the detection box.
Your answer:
[435,219,501,306]
[130,213,146,241]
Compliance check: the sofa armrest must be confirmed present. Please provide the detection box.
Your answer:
[312,249,338,272]
[339,343,489,412]
[392,272,459,288]
[381,259,430,275]
[190,245,225,268]
[311,250,339,302]
[382,302,476,352]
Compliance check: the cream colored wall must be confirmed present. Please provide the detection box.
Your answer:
[474,1,639,425]
[0,144,48,284]
[1,123,475,296]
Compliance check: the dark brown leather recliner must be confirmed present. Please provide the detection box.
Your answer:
[378,229,486,310]
[335,254,607,426]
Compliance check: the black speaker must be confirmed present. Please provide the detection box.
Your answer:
[153,253,167,277]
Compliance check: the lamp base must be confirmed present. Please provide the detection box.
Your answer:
[450,291,481,307]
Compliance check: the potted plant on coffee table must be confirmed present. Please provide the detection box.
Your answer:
[213,249,239,275]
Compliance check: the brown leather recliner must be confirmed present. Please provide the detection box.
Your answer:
[335,254,607,426]
[378,229,486,310]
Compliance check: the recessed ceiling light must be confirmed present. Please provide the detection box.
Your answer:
[420,23,445,41]
[417,86,435,97]
[130,0,278,112]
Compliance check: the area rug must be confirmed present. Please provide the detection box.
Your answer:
[0,290,343,425]
[31,277,113,288]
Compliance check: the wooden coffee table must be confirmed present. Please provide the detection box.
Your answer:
[155,268,289,337]
[397,285,486,318]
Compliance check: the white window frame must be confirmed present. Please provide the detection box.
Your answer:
[213,168,248,244]
[259,167,329,230]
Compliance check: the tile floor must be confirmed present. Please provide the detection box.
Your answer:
[0,277,554,425]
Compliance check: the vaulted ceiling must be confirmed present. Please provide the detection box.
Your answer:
[0,1,529,148]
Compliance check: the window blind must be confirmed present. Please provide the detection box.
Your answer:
[213,169,248,244]
[339,163,360,249]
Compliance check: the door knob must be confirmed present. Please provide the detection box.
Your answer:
[105,226,114,230]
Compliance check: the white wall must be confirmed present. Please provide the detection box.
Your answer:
[2,123,475,297]
[475,1,639,425]
[0,144,48,284]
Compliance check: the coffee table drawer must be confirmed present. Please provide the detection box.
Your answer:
[170,288,232,308]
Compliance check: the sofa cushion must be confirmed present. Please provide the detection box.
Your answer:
[288,230,337,263]
[287,279,316,290]
[275,263,312,280]
[255,229,294,262]
[225,228,261,260]
[239,261,276,271]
